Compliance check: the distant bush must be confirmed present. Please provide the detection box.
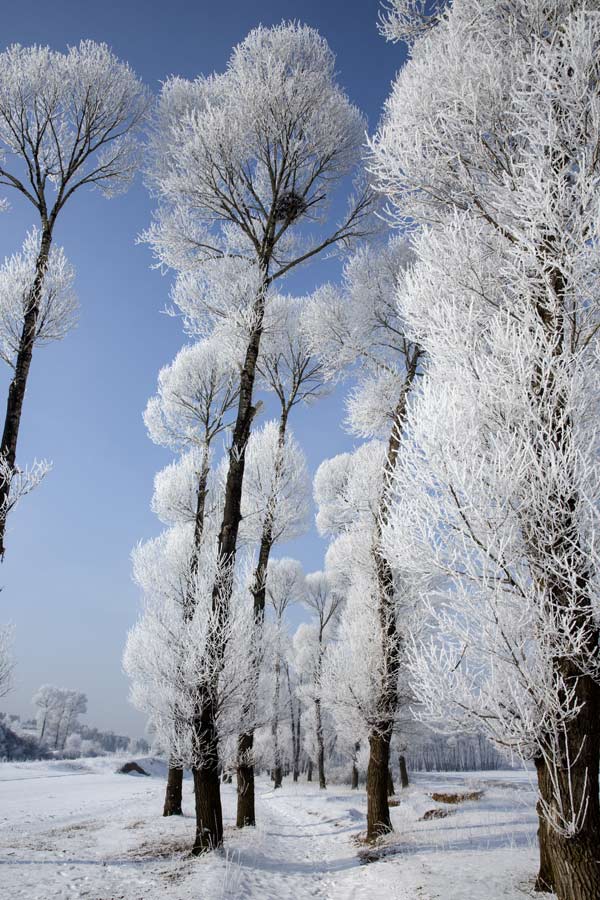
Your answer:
[0,715,48,761]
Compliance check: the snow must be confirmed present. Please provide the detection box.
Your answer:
[0,758,552,899]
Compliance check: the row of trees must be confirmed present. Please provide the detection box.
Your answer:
[0,5,598,899]
[125,21,372,856]
[128,5,600,898]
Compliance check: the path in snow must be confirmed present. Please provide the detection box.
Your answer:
[0,757,550,900]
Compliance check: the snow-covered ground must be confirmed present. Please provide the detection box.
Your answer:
[0,757,551,899]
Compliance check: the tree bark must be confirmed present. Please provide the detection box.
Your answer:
[163,763,183,816]
[366,348,422,842]
[192,274,268,851]
[525,253,600,899]
[387,768,395,797]
[533,681,600,900]
[534,757,555,894]
[236,729,256,827]
[0,224,53,558]
[272,653,283,789]
[307,759,313,782]
[164,455,209,818]
[236,410,288,824]
[367,730,393,839]
[293,707,301,782]
[399,754,409,789]
[192,752,223,854]
[351,740,360,789]
[315,697,326,789]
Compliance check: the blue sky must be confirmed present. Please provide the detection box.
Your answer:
[0,0,406,737]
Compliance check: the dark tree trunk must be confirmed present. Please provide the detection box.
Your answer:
[164,457,209,818]
[366,350,422,843]
[534,757,555,894]
[399,754,409,789]
[293,707,301,782]
[366,730,392,839]
[192,278,268,852]
[533,680,600,900]
[307,759,313,782]
[315,698,326,789]
[0,225,53,558]
[271,654,283,789]
[235,407,287,826]
[523,219,600,900]
[192,756,223,854]
[387,768,395,797]
[163,763,183,816]
[351,740,360,789]
[236,730,255,827]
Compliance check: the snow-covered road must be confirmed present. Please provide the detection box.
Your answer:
[0,758,549,899]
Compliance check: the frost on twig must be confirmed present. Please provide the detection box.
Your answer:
[378,1,444,45]
[0,455,51,533]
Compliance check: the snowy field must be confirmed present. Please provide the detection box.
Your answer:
[0,757,551,900]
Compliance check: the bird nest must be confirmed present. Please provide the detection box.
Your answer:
[273,190,307,223]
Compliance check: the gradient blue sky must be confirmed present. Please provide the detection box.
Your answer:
[0,0,406,737]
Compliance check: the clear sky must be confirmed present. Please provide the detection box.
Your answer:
[0,0,406,737]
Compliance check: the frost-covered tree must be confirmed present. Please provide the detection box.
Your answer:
[143,334,239,816]
[309,236,422,838]
[296,571,343,790]
[0,41,148,556]
[236,420,310,824]
[372,2,600,895]
[144,22,370,852]
[128,412,309,831]
[264,558,304,790]
[0,625,13,699]
[32,685,87,750]
[378,0,445,45]
[0,231,77,527]
[125,531,257,786]
[236,296,321,827]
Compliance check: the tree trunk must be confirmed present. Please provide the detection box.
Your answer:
[236,729,256,827]
[0,225,53,559]
[192,758,223,854]
[307,759,313,782]
[534,757,555,894]
[235,405,287,826]
[533,681,600,900]
[315,698,326,789]
[399,754,409,789]
[272,654,283,789]
[367,730,393,839]
[387,768,395,797]
[193,278,268,851]
[365,349,422,842]
[524,229,600,900]
[165,456,209,818]
[293,708,301,782]
[163,763,183,816]
[351,740,360,789]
